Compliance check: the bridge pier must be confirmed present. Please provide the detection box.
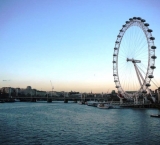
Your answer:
[73,99,77,103]
[85,99,90,102]
[47,98,52,103]
[80,99,87,104]
[64,99,68,103]
[31,98,36,102]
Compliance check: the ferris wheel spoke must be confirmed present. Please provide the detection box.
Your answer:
[138,62,147,70]
[118,55,127,60]
[133,28,141,52]
[129,26,147,59]
[131,26,139,55]
[119,63,136,91]
[137,64,147,75]
[135,29,145,48]
[122,36,132,56]
[119,51,128,59]
[133,73,138,91]
[135,47,147,58]
[134,43,148,58]
[120,44,130,57]
[137,34,147,48]
[131,38,146,58]
[136,52,148,58]
[134,44,147,58]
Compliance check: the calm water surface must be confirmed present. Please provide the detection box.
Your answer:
[0,102,160,145]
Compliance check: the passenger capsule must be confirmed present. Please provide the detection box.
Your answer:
[150,66,156,69]
[150,37,155,40]
[116,86,119,88]
[114,47,118,50]
[151,55,157,59]
[137,17,141,20]
[148,75,154,78]
[129,18,133,21]
[115,41,119,43]
[114,80,118,82]
[146,83,151,87]
[120,29,123,32]
[144,23,149,26]
[141,19,146,22]
[126,21,129,24]
[123,25,126,27]
[113,74,117,76]
[113,61,116,63]
[113,54,117,56]
[117,35,121,38]
[151,46,156,49]
[147,29,152,32]
[133,17,137,19]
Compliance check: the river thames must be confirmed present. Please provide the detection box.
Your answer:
[0,102,160,145]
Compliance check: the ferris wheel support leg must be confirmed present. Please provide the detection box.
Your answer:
[143,95,148,104]
[134,96,139,104]
[134,97,137,104]
[120,98,123,104]
[143,95,146,104]
[148,88,156,103]
[136,96,139,104]
[134,64,142,87]
[134,97,136,104]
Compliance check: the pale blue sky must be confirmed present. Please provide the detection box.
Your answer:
[0,0,160,93]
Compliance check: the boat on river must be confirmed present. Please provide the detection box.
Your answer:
[87,101,98,107]
[97,103,113,109]
[14,99,20,102]
[77,101,85,105]
[150,114,160,118]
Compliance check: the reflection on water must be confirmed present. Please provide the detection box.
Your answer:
[0,102,160,145]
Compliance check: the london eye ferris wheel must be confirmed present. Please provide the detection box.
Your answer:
[113,17,156,99]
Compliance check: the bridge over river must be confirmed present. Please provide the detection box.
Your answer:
[11,97,157,108]
[1,95,159,109]
[1,95,110,103]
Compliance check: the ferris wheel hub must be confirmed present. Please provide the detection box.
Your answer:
[127,58,141,63]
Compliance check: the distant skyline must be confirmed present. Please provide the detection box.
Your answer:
[0,0,160,93]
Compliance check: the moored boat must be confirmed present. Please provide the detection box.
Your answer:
[14,99,20,102]
[87,101,98,107]
[77,101,85,105]
[150,114,160,118]
[97,103,113,109]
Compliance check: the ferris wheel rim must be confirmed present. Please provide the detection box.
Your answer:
[113,17,156,98]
